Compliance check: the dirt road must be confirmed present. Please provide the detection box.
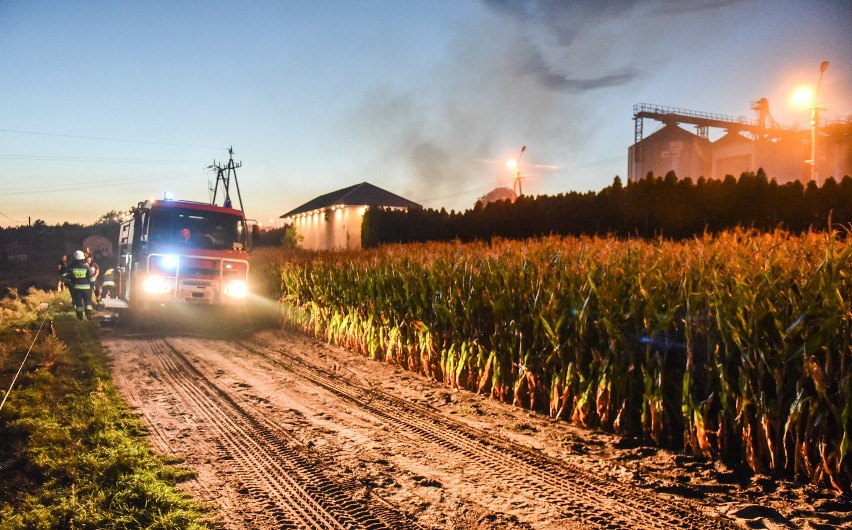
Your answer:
[101,324,846,529]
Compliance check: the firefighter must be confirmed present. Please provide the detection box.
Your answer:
[99,266,116,301]
[56,254,68,291]
[86,254,100,304]
[65,250,94,319]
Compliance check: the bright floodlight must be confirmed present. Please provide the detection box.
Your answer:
[792,86,814,109]
[506,159,518,170]
[223,280,248,298]
[143,275,172,294]
[160,255,178,269]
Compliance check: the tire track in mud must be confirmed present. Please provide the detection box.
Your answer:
[232,339,737,530]
[143,337,414,530]
[110,362,179,455]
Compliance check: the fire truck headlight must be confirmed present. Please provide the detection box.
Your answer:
[160,255,178,270]
[223,280,248,298]
[143,275,172,294]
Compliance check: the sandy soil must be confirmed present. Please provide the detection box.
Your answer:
[100,321,850,530]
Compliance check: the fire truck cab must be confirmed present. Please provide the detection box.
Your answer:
[117,198,252,309]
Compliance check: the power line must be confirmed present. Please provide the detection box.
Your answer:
[0,209,25,224]
[0,169,201,196]
[0,154,204,164]
[0,128,226,151]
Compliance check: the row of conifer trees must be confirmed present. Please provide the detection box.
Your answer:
[363,171,852,247]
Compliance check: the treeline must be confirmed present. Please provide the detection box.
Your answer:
[0,220,120,293]
[363,171,852,247]
[0,221,119,260]
[254,225,300,248]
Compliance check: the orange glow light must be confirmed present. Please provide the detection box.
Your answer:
[791,86,814,109]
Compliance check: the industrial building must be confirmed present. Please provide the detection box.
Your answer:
[628,101,852,185]
[280,182,421,250]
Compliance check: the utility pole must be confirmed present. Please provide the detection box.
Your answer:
[808,60,830,184]
[208,147,245,212]
[512,145,527,200]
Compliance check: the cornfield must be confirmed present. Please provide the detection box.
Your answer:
[275,229,851,492]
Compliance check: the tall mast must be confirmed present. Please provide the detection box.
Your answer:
[209,147,244,212]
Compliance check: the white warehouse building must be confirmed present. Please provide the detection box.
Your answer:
[280,182,421,251]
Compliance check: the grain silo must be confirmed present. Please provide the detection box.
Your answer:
[823,120,852,181]
[628,122,711,182]
[630,102,851,185]
[753,136,809,184]
[711,132,754,180]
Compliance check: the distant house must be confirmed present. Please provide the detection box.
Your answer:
[280,182,421,250]
[2,242,27,263]
[82,234,113,259]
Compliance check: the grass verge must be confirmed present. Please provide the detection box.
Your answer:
[0,289,213,529]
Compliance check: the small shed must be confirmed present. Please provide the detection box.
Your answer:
[280,182,420,250]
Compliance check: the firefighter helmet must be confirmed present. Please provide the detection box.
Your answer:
[74,250,85,260]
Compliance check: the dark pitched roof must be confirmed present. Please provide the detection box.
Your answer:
[712,131,752,146]
[280,182,421,218]
[645,123,709,144]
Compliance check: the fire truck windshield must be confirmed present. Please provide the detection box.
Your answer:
[149,207,246,250]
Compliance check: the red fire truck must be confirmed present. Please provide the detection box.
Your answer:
[115,197,255,311]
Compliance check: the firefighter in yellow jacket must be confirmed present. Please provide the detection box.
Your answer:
[99,266,116,299]
[65,250,94,319]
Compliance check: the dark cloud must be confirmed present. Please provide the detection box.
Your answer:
[481,0,645,93]
[483,0,641,46]
[483,0,741,26]
[348,0,744,207]
[481,0,744,94]
[661,0,750,16]
[520,48,639,92]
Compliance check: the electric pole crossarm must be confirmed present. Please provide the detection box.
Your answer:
[208,147,245,212]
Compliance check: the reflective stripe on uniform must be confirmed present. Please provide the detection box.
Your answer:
[68,265,91,289]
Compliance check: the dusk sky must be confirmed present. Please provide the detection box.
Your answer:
[1,0,850,227]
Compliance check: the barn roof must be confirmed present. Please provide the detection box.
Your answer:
[280,182,421,218]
